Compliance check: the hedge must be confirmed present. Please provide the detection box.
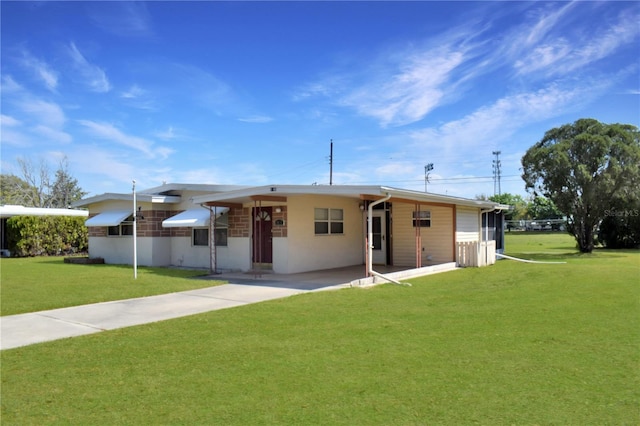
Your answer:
[6,216,88,257]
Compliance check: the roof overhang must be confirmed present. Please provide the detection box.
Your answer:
[141,183,249,195]
[84,210,131,227]
[0,205,89,218]
[191,184,508,210]
[71,193,181,208]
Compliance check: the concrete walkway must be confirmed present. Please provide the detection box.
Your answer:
[0,263,457,351]
[0,281,349,351]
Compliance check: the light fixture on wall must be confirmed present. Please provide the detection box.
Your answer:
[359,204,365,211]
[275,207,282,213]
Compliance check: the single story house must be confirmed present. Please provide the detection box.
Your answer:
[72,183,508,277]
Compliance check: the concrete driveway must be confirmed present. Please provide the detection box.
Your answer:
[1,263,456,350]
[0,268,359,351]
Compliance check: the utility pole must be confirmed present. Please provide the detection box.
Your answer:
[132,179,137,280]
[492,151,502,195]
[424,163,434,192]
[329,139,333,186]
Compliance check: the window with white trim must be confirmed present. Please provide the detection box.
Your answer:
[412,210,431,228]
[314,208,344,235]
[107,215,134,236]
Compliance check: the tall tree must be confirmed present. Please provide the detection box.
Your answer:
[488,193,527,221]
[0,174,32,205]
[4,156,86,208]
[17,157,51,207]
[522,119,640,253]
[526,196,563,220]
[50,157,87,207]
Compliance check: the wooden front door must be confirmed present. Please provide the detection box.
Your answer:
[252,207,273,264]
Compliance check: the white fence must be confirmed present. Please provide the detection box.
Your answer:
[457,240,496,267]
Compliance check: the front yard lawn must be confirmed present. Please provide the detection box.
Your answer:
[0,257,221,316]
[1,233,638,424]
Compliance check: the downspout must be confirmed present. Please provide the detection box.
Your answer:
[367,193,409,286]
[200,204,215,274]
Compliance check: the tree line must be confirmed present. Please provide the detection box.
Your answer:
[1,156,88,257]
[1,156,86,207]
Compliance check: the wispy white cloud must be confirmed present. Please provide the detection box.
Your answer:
[67,42,111,93]
[154,126,177,140]
[341,47,468,127]
[0,128,32,147]
[512,3,639,77]
[121,84,145,99]
[67,145,141,193]
[173,64,235,112]
[0,114,22,127]
[34,125,72,144]
[0,75,23,93]
[294,24,488,127]
[120,84,157,110]
[19,99,66,128]
[77,120,153,156]
[87,2,153,37]
[18,49,58,92]
[237,115,274,124]
[408,78,613,158]
[77,120,173,159]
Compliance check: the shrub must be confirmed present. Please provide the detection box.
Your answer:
[6,216,88,257]
[598,211,640,249]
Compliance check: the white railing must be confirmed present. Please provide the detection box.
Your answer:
[457,240,496,267]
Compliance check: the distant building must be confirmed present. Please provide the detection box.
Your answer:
[0,205,88,257]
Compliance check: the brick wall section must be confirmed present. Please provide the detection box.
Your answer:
[137,210,173,237]
[87,214,107,237]
[87,210,180,238]
[229,207,250,237]
[271,206,288,238]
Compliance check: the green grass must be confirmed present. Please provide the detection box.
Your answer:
[1,234,639,424]
[0,257,222,316]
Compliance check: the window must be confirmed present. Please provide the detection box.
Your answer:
[315,208,344,235]
[193,228,208,246]
[413,210,431,228]
[214,228,228,246]
[193,228,228,247]
[107,215,134,236]
[214,213,228,246]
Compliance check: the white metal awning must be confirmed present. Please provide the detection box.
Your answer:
[85,210,131,227]
[162,208,228,228]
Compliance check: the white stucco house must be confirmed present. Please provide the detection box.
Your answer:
[71,183,508,276]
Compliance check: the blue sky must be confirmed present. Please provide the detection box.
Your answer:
[1,1,639,200]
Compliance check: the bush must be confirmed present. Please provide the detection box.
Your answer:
[6,216,88,257]
[598,209,640,249]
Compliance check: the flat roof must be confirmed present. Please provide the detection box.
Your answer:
[0,205,89,218]
[191,184,508,210]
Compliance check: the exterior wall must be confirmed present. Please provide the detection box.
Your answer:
[225,237,251,271]
[392,203,454,267]
[86,204,175,267]
[170,236,210,268]
[281,195,364,274]
[456,206,480,242]
[88,236,133,265]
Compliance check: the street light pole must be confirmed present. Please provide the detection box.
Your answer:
[133,179,137,280]
[424,163,434,192]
